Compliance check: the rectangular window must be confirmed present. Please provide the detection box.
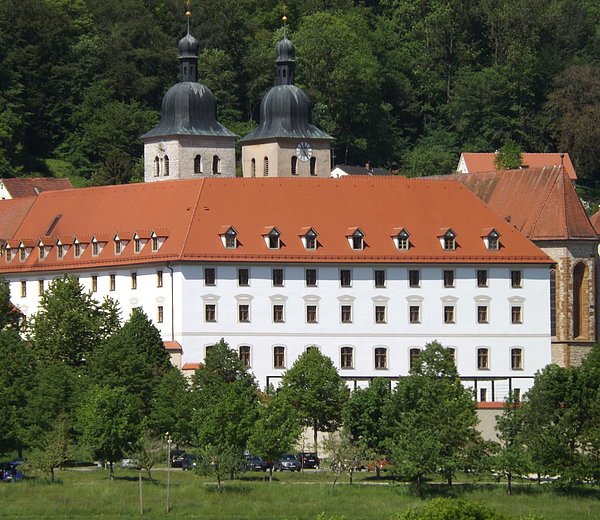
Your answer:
[477,305,488,324]
[109,274,116,291]
[238,304,250,323]
[511,306,522,324]
[205,304,216,322]
[115,240,122,254]
[375,305,386,324]
[409,305,420,324]
[340,269,352,287]
[238,268,249,286]
[152,236,159,252]
[20,281,26,298]
[157,270,163,288]
[375,348,387,369]
[409,269,420,288]
[225,234,236,249]
[511,348,523,370]
[38,279,44,295]
[74,244,81,257]
[477,269,488,287]
[306,234,317,250]
[239,346,251,367]
[91,276,97,292]
[480,388,487,402]
[273,346,285,369]
[131,272,137,290]
[272,268,284,287]
[444,305,455,324]
[57,245,64,259]
[134,239,141,253]
[444,236,456,250]
[273,304,284,323]
[341,305,352,323]
[341,347,354,369]
[92,242,99,256]
[305,268,317,287]
[39,246,45,260]
[511,270,522,288]
[204,267,216,286]
[306,305,317,323]
[398,237,409,250]
[157,306,164,323]
[443,269,455,288]
[375,269,386,288]
[478,348,489,370]
[409,348,420,370]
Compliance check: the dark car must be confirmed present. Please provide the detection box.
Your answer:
[297,452,320,469]
[181,454,197,471]
[170,450,187,468]
[243,455,268,472]
[1,461,24,482]
[273,454,301,472]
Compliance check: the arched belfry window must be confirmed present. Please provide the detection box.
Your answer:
[264,157,269,177]
[251,158,256,177]
[212,155,220,175]
[310,156,317,176]
[164,155,170,176]
[194,154,202,174]
[573,262,589,339]
[291,156,298,176]
[154,156,159,177]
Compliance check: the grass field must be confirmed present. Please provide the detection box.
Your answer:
[1,467,599,519]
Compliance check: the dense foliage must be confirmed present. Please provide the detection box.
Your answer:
[1,1,599,198]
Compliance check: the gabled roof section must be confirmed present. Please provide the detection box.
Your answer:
[452,167,596,241]
[1,177,73,198]
[0,197,35,241]
[458,152,577,181]
[0,177,551,273]
[590,210,600,236]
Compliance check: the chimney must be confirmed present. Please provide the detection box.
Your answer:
[365,162,370,171]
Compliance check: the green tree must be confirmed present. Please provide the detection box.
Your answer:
[27,275,120,367]
[278,348,349,454]
[148,368,191,445]
[248,393,302,481]
[78,385,142,480]
[0,277,23,331]
[127,429,163,481]
[385,341,480,493]
[190,339,259,459]
[323,431,367,486]
[88,307,171,415]
[195,443,241,488]
[494,139,523,170]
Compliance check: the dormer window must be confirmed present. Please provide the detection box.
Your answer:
[440,229,457,251]
[484,229,500,251]
[152,236,159,252]
[349,229,365,250]
[115,238,122,255]
[92,240,99,257]
[19,246,26,262]
[134,236,141,253]
[304,228,318,250]
[223,227,238,249]
[57,243,64,259]
[39,244,46,260]
[5,247,12,262]
[395,228,410,250]
[267,228,281,249]
[74,242,82,258]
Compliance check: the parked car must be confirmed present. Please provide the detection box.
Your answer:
[243,455,268,472]
[170,450,187,468]
[366,457,391,472]
[120,458,140,470]
[0,461,24,482]
[181,454,197,471]
[297,452,320,469]
[273,454,301,472]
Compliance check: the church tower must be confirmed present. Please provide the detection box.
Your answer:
[240,18,332,178]
[142,5,236,181]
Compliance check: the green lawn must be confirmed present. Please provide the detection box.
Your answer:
[1,468,599,519]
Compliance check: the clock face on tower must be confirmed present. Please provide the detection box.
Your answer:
[296,141,313,162]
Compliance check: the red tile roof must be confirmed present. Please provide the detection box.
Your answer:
[590,210,600,235]
[1,177,73,198]
[459,152,577,181]
[0,197,36,241]
[451,167,596,241]
[182,362,202,371]
[163,341,183,352]
[0,177,551,274]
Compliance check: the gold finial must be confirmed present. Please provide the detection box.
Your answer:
[282,15,287,24]
[185,0,192,17]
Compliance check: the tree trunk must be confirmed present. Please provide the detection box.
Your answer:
[146,467,153,482]
[217,473,221,488]
[507,473,512,495]
[109,461,114,481]
[50,467,55,483]
[447,473,452,486]
[349,470,353,485]
[313,420,318,455]
[269,466,273,482]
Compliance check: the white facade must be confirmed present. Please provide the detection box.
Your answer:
[9,260,551,397]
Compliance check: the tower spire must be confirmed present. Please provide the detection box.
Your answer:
[185,0,191,34]
[276,14,295,86]
[178,0,200,82]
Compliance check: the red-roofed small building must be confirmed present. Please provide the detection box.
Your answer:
[457,152,577,181]
[0,178,73,200]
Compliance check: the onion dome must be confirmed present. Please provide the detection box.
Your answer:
[240,31,332,143]
[142,30,235,139]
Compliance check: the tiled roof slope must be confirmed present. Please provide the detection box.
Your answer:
[2,177,73,198]
[0,197,36,241]
[590,210,600,235]
[0,177,550,274]
[452,167,597,241]
[459,152,577,181]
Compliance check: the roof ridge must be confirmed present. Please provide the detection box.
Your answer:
[179,180,205,259]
